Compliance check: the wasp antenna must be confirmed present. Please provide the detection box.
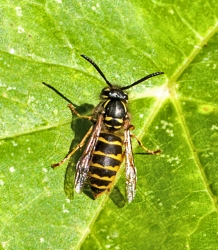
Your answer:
[81,54,113,87]
[121,72,164,90]
[42,82,74,105]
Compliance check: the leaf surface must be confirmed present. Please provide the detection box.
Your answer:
[1,1,218,249]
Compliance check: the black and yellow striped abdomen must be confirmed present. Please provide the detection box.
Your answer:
[88,132,123,198]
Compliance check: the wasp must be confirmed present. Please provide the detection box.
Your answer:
[43,55,164,203]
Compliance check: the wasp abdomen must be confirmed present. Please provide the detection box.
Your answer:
[88,132,123,198]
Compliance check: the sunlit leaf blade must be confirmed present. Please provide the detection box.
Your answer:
[1,1,218,249]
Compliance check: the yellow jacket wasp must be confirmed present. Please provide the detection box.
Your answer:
[43,55,164,203]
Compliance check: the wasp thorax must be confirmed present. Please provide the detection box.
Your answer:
[101,87,128,101]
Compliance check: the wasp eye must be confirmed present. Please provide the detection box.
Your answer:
[124,93,128,100]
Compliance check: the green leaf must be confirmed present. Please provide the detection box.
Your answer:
[1,1,218,249]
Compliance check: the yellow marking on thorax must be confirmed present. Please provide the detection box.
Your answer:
[121,100,127,112]
[103,100,110,107]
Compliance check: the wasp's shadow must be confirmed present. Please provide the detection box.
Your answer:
[64,103,94,200]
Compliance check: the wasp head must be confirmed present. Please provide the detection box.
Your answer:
[101,87,128,101]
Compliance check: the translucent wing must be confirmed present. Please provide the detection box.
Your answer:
[64,124,96,199]
[124,129,137,203]
[74,115,103,193]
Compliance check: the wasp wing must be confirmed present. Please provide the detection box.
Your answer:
[124,129,137,203]
[74,115,103,194]
[64,125,95,199]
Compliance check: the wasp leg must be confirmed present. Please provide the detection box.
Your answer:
[52,126,93,168]
[130,134,161,154]
[67,103,92,120]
